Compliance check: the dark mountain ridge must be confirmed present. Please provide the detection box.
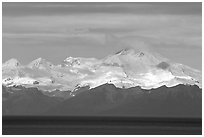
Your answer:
[2,84,202,117]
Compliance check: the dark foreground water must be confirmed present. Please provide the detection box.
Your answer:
[2,116,202,135]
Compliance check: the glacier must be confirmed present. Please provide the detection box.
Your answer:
[2,48,202,92]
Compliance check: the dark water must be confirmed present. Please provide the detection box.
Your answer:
[2,116,202,135]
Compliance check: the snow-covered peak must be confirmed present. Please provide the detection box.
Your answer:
[115,47,136,55]
[28,58,53,69]
[63,57,81,67]
[2,48,202,91]
[3,58,20,68]
[103,48,166,70]
[115,48,152,57]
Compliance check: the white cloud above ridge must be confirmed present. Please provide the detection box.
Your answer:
[2,3,202,70]
[3,14,201,49]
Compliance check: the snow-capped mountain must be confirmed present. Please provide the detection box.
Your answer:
[27,57,54,69]
[3,58,21,68]
[2,48,202,92]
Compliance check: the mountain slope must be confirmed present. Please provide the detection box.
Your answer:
[2,86,64,115]
[27,57,54,69]
[2,84,201,117]
[2,48,202,92]
[44,84,202,117]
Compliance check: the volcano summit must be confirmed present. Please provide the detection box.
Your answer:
[2,48,202,92]
[2,48,202,116]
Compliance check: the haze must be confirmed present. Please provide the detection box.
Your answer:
[2,2,202,70]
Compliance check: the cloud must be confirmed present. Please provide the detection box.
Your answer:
[3,2,201,16]
[2,3,202,70]
[3,14,201,49]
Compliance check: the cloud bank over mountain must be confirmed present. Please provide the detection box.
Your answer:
[2,3,202,70]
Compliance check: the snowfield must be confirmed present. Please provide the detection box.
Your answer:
[2,48,202,91]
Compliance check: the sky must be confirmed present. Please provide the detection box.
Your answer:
[2,2,202,70]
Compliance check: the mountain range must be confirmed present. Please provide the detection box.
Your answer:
[2,48,202,91]
[2,48,202,117]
